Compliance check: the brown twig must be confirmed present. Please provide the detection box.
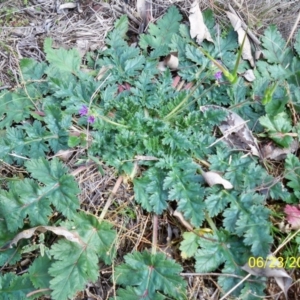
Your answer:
[99,175,123,221]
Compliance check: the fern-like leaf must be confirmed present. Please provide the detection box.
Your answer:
[49,213,116,300]
[114,251,187,299]
[44,38,81,75]
[139,6,182,56]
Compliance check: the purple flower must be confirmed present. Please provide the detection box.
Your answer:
[87,115,95,124]
[79,105,88,116]
[214,71,222,81]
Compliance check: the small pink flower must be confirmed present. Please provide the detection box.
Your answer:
[79,105,88,116]
[214,71,222,81]
[87,115,95,124]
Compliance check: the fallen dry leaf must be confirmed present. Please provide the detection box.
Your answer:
[261,140,299,160]
[0,226,84,250]
[58,2,77,11]
[284,204,300,229]
[200,105,261,157]
[226,12,254,67]
[242,69,256,82]
[202,171,233,189]
[242,255,292,299]
[55,149,73,162]
[189,0,214,44]
[164,53,179,70]
[173,210,193,231]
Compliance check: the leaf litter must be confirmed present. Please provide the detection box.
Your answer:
[200,105,261,157]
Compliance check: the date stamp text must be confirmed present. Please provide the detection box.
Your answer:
[248,256,300,269]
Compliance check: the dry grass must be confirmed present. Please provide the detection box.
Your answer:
[1,0,300,299]
[1,0,300,88]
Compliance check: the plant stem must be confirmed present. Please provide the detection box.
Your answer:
[164,82,215,121]
[97,114,128,128]
[205,211,219,235]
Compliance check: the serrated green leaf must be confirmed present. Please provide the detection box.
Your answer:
[262,25,291,65]
[28,255,52,290]
[205,190,231,217]
[165,167,205,227]
[195,234,226,272]
[25,157,68,185]
[223,205,240,233]
[236,204,272,256]
[139,6,182,56]
[0,91,33,129]
[0,180,49,232]
[24,158,80,219]
[44,38,81,75]
[218,262,246,298]
[68,135,81,147]
[265,86,288,116]
[134,168,169,214]
[239,280,266,300]
[20,58,47,80]
[115,251,186,299]
[49,241,96,300]
[267,64,288,80]
[284,154,300,198]
[124,56,146,76]
[49,213,116,300]
[114,15,128,37]
[0,273,34,300]
[65,212,116,264]
[133,176,153,212]
[259,112,293,147]
[180,232,201,259]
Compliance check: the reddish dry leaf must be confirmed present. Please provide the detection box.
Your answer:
[172,75,181,88]
[118,82,131,94]
[184,82,194,90]
[33,110,45,117]
[284,204,300,229]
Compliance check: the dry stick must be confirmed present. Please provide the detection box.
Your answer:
[99,175,123,221]
[181,273,263,282]
[207,120,250,148]
[286,10,300,46]
[272,228,300,256]
[27,289,51,298]
[219,273,252,300]
[152,214,158,255]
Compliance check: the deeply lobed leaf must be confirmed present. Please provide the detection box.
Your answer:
[115,251,186,299]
